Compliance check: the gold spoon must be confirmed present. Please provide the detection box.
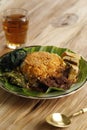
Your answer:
[46,108,87,128]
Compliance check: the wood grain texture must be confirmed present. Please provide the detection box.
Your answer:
[0,0,87,130]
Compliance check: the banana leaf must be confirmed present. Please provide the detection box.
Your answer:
[0,46,87,99]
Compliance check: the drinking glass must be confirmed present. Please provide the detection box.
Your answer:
[2,8,29,49]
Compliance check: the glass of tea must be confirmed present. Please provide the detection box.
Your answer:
[2,8,29,49]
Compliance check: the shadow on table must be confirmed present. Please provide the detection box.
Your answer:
[35,121,66,130]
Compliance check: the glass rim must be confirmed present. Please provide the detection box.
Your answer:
[3,8,28,16]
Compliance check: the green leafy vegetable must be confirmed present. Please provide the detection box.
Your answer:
[0,49,27,72]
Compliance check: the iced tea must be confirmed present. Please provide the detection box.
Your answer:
[3,9,29,49]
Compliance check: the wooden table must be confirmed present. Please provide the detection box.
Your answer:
[0,0,87,130]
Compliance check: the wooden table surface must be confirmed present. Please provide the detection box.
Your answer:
[0,0,87,130]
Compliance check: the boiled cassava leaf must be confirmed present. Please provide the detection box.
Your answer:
[0,49,27,72]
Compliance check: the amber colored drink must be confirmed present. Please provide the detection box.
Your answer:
[2,9,29,49]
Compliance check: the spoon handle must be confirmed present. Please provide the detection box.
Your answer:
[71,108,87,118]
